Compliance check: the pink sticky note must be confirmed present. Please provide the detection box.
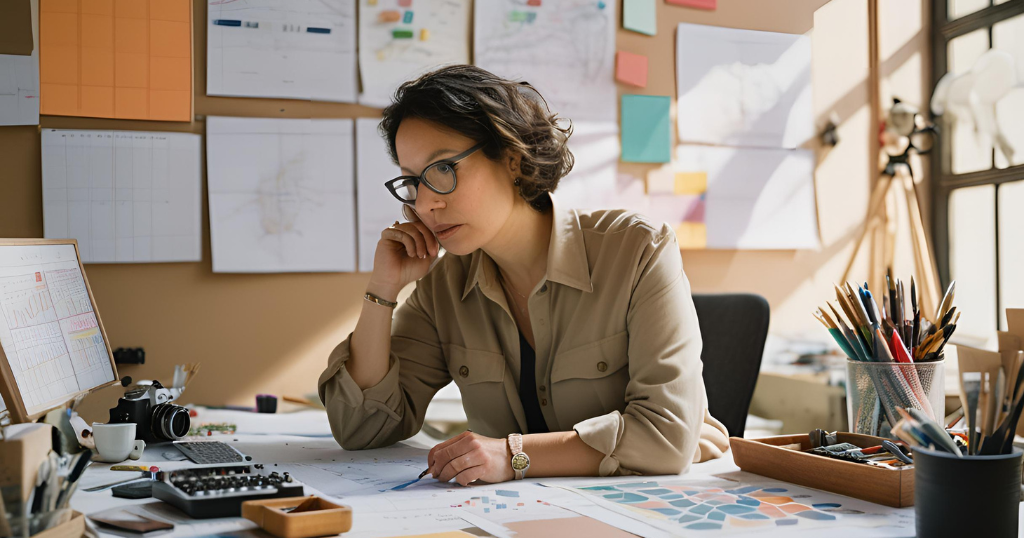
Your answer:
[615,51,648,88]
[666,0,716,9]
[398,0,412,6]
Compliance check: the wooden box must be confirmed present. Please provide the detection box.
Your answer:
[731,433,914,508]
[0,424,54,502]
[31,511,85,538]
[242,496,352,538]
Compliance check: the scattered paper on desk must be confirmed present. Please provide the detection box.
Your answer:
[0,0,34,56]
[0,0,38,125]
[621,95,671,163]
[39,0,192,121]
[615,51,648,88]
[356,118,404,272]
[41,129,202,263]
[358,0,470,108]
[207,0,357,103]
[475,0,617,122]
[623,0,656,36]
[206,116,357,273]
[676,22,812,149]
[670,144,819,249]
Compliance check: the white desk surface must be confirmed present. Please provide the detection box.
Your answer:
[65,410,1016,538]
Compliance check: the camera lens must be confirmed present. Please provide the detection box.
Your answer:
[151,403,191,441]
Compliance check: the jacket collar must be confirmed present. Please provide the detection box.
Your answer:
[461,193,594,301]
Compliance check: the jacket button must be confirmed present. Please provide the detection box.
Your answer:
[459,366,469,378]
[539,284,548,293]
[539,385,546,392]
[597,361,608,372]
[541,399,548,406]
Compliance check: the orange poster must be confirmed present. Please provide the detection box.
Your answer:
[40,0,192,121]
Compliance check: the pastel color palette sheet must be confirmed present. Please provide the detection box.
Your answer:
[40,0,192,121]
[573,480,895,532]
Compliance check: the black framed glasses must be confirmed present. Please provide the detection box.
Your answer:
[384,142,485,204]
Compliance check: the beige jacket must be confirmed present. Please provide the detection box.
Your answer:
[318,195,730,476]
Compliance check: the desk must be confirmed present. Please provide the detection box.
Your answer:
[63,411,1010,537]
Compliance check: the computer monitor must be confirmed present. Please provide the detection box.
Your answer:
[0,239,118,423]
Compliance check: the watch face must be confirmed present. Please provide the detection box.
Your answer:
[511,453,530,471]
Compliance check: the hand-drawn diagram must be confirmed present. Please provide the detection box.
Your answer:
[474,0,617,122]
[206,116,357,273]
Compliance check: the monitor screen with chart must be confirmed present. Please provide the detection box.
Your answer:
[0,239,118,422]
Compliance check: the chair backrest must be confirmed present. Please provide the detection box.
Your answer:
[691,293,770,438]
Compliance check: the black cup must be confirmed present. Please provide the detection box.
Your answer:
[915,446,1022,537]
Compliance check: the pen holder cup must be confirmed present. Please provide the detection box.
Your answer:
[915,446,1023,537]
[846,359,945,438]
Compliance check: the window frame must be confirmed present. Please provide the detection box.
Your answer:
[931,0,1024,330]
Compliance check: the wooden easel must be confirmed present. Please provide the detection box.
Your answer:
[840,0,941,322]
[840,164,942,323]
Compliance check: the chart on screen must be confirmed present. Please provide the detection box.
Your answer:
[0,243,116,417]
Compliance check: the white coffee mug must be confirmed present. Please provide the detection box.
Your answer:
[92,423,146,463]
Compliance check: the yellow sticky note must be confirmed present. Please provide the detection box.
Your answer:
[675,222,707,249]
[368,0,378,5]
[674,172,707,195]
[420,28,429,41]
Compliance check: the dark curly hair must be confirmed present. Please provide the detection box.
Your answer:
[379,65,574,212]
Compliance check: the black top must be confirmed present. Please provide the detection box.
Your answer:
[518,331,549,434]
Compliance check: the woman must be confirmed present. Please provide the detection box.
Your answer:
[318,65,729,486]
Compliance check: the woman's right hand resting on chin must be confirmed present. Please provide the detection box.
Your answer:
[366,206,441,302]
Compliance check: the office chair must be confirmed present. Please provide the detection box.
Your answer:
[691,293,770,438]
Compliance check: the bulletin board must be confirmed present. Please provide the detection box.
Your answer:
[0,0,830,420]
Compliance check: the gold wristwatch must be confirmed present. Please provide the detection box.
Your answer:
[507,433,530,480]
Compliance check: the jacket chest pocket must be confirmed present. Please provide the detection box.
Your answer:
[443,342,506,388]
[550,331,629,426]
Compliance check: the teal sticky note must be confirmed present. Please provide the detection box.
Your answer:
[623,0,656,36]
[621,95,671,163]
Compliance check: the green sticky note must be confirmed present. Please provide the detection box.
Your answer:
[623,0,656,36]
[621,95,671,163]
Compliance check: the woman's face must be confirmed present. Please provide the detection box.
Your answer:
[394,117,517,256]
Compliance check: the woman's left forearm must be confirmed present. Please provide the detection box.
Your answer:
[521,431,603,478]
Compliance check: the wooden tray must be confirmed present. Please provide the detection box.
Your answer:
[731,433,914,507]
[242,496,352,538]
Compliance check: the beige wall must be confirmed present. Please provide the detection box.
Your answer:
[0,0,932,422]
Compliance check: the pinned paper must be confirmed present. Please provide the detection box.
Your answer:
[666,0,716,9]
[40,0,192,121]
[623,0,656,36]
[674,172,707,195]
[615,51,648,88]
[620,94,671,163]
[0,0,34,55]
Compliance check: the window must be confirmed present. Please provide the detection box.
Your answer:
[932,0,1024,337]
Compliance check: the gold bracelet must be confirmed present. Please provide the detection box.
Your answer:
[364,291,398,309]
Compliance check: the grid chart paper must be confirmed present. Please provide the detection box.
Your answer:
[0,243,115,417]
[41,129,203,264]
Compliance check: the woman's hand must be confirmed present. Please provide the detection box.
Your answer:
[368,207,440,299]
[427,431,514,486]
